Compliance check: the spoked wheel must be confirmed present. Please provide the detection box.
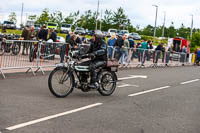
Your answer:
[29,48,35,62]
[48,67,75,98]
[98,71,117,96]
[12,43,20,55]
[0,43,5,56]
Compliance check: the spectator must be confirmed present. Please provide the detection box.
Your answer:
[165,45,174,66]
[38,24,48,41]
[67,34,78,50]
[180,46,187,66]
[196,49,200,66]
[129,37,137,61]
[21,25,30,55]
[76,34,82,44]
[66,33,71,41]
[136,41,142,62]
[139,39,149,66]
[48,28,57,42]
[155,43,164,64]
[121,35,129,65]
[82,34,87,43]
[107,33,116,59]
[29,26,36,40]
[114,35,124,61]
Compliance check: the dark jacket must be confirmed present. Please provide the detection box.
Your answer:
[87,40,107,61]
[156,44,164,52]
[114,37,124,48]
[128,38,135,48]
[49,32,57,42]
[76,37,82,44]
[22,28,30,40]
[38,29,48,41]
[66,34,71,42]
[67,38,77,48]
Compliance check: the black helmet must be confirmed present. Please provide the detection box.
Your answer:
[93,30,103,42]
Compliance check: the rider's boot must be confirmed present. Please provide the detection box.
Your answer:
[88,78,99,89]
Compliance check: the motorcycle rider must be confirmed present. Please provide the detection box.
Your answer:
[80,30,107,89]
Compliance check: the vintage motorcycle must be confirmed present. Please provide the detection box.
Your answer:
[48,48,119,98]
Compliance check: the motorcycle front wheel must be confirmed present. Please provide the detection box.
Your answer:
[48,67,75,98]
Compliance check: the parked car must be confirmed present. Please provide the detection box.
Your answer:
[34,24,40,31]
[129,33,141,40]
[56,36,65,43]
[107,29,117,37]
[47,22,58,30]
[74,27,85,35]
[2,21,16,29]
[86,30,94,36]
[60,24,72,33]
[118,30,129,37]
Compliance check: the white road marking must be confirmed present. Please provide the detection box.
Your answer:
[118,75,147,80]
[6,103,103,131]
[128,86,171,97]
[117,84,139,88]
[180,79,200,85]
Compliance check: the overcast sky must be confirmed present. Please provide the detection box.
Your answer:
[0,0,200,29]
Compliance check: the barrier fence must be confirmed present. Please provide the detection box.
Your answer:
[0,40,195,78]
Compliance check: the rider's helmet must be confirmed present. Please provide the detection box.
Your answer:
[93,30,103,43]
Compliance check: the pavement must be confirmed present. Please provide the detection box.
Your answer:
[0,66,200,133]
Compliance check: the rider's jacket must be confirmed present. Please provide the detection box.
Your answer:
[87,39,107,61]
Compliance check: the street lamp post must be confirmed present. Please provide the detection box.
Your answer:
[162,11,166,37]
[190,14,193,39]
[95,0,100,30]
[152,5,158,44]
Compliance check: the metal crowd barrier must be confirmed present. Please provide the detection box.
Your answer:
[0,40,68,78]
[107,46,192,68]
[0,41,194,79]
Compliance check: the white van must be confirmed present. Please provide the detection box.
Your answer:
[61,24,72,33]
[107,29,117,37]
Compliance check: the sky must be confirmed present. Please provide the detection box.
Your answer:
[0,0,200,29]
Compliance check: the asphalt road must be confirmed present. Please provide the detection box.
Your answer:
[0,66,200,133]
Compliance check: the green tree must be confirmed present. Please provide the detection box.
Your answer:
[77,10,96,30]
[141,25,154,36]
[167,22,176,38]
[36,8,49,24]
[8,12,17,23]
[49,11,64,27]
[112,7,128,29]
[191,32,200,47]
[101,9,113,31]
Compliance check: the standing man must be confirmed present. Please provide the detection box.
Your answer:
[38,24,48,41]
[121,35,130,65]
[21,25,30,55]
[114,35,124,62]
[139,39,149,66]
[107,33,116,59]
[48,28,57,42]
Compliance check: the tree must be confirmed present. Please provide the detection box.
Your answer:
[167,22,176,38]
[77,10,96,30]
[112,7,128,29]
[8,12,17,23]
[36,8,49,24]
[191,32,200,47]
[141,25,154,36]
[101,9,113,31]
[49,11,64,27]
